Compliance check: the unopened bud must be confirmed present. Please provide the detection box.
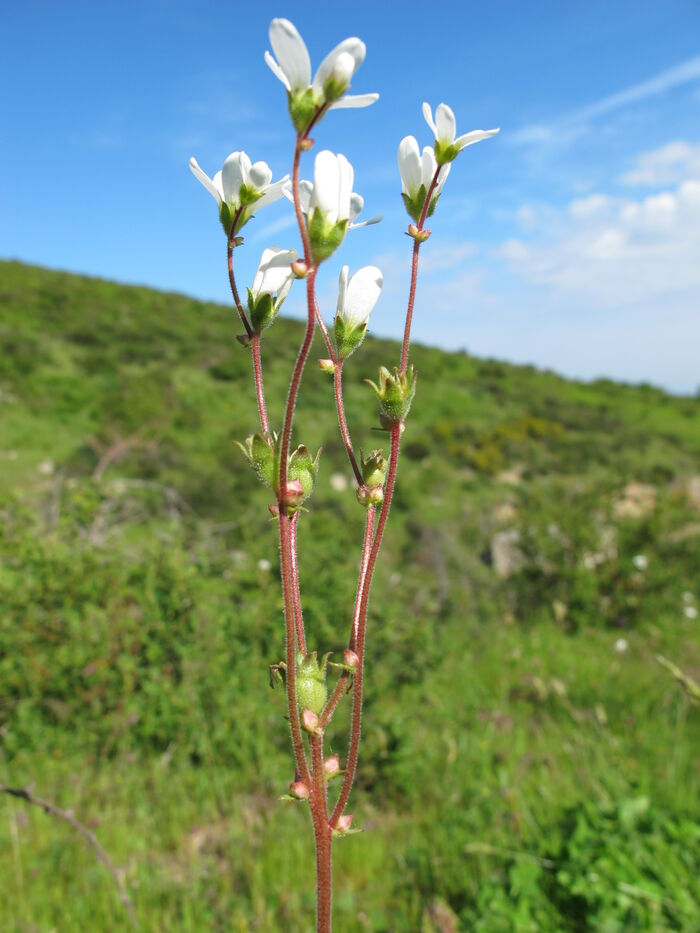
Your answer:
[323,755,341,778]
[291,260,310,279]
[407,224,431,243]
[318,358,336,374]
[356,484,384,507]
[343,649,360,671]
[336,813,354,832]
[268,502,280,517]
[236,333,252,347]
[301,707,322,735]
[289,780,310,800]
[300,137,314,151]
[283,478,305,508]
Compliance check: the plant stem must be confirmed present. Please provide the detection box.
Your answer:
[227,221,252,338]
[279,511,311,785]
[250,334,270,435]
[310,736,332,933]
[399,166,441,374]
[334,361,363,487]
[289,512,307,655]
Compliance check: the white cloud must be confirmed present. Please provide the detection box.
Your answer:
[619,140,700,186]
[510,56,700,146]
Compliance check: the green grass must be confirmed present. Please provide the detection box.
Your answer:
[0,259,699,930]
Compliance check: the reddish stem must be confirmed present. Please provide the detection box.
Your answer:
[310,735,332,933]
[289,512,307,655]
[227,220,253,339]
[279,512,311,786]
[399,166,441,374]
[334,361,363,487]
[250,334,270,435]
[319,672,349,730]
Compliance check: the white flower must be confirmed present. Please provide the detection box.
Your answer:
[422,102,499,163]
[264,18,378,112]
[336,265,383,328]
[632,554,648,571]
[293,151,381,229]
[684,605,698,620]
[398,135,450,222]
[248,246,298,332]
[614,638,629,654]
[189,151,290,234]
[251,247,298,303]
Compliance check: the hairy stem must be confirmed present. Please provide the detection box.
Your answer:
[250,334,270,435]
[310,736,332,933]
[334,361,363,487]
[227,220,252,338]
[289,512,307,655]
[279,512,311,785]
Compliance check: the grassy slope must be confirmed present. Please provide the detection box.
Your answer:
[0,260,698,931]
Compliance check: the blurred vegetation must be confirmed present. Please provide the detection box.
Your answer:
[0,259,698,931]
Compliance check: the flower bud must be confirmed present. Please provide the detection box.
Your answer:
[343,649,360,671]
[356,484,384,508]
[301,707,322,736]
[322,51,354,103]
[318,358,336,374]
[360,449,387,489]
[407,224,431,243]
[365,365,417,426]
[336,813,354,832]
[296,651,329,715]
[289,780,310,800]
[236,432,278,489]
[291,260,310,279]
[300,136,314,151]
[283,478,305,509]
[286,444,322,511]
[323,755,341,778]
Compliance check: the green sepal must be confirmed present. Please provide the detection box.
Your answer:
[434,139,461,165]
[308,209,348,263]
[247,288,276,334]
[365,365,417,425]
[332,827,364,838]
[235,432,278,490]
[402,186,441,224]
[288,444,322,503]
[360,449,387,488]
[322,72,350,103]
[334,316,367,360]
[296,651,329,715]
[288,87,320,133]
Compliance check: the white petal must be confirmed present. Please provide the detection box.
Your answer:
[421,146,438,189]
[336,265,349,318]
[264,50,291,91]
[313,37,366,93]
[212,171,224,199]
[253,246,299,297]
[422,102,437,137]
[455,127,500,150]
[312,151,340,222]
[435,103,456,143]
[189,157,222,203]
[329,92,379,109]
[256,175,292,209]
[348,214,382,229]
[398,136,421,195]
[435,162,451,194]
[298,179,313,214]
[349,192,364,224]
[343,265,383,327]
[221,152,246,204]
[336,153,354,222]
[269,18,311,92]
[249,161,273,190]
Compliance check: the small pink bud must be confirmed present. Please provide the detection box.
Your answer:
[407,224,431,243]
[323,755,341,778]
[268,502,280,517]
[318,358,336,374]
[336,813,354,832]
[300,137,314,151]
[343,649,360,671]
[283,479,305,507]
[301,707,322,735]
[289,780,310,800]
[291,260,310,279]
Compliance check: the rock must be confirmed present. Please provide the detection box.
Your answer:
[491,529,525,578]
[613,481,657,519]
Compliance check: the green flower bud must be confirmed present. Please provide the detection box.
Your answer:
[247,288,275,333]
[296,651,330,716]
[308,208,348,263]
[365,365,417,426]
[236,432,278,489]
[334,314,367,360]
[288,87,320,134]
[288,444,322,508]
[360,449,387,488]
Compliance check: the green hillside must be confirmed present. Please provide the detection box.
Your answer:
[1,259,698,931]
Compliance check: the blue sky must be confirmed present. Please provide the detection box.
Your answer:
[2,1,699,392]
